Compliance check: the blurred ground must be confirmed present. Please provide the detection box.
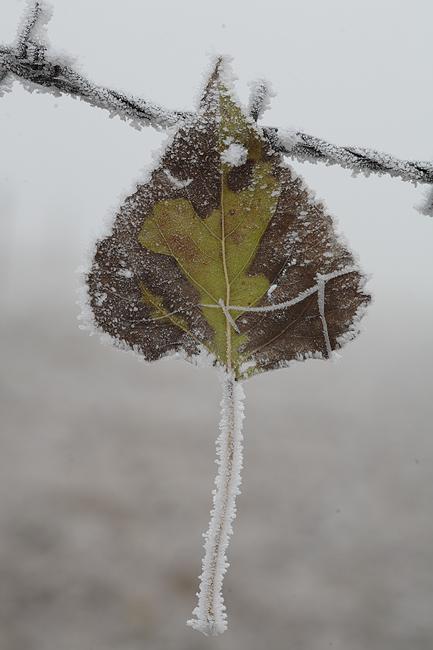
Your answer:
[1,235,433,650]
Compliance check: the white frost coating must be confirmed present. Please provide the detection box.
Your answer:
[192,54,234,110]
[278,132,433,185]
[239,359,256,374]
[187,373,245,636]
[163,169,192,189]
[247,78,275,121]
[209,55,259,130]
[193,54,238,115]
[221,142,247,167]
[336,301,368,345]
[4,5,433,188]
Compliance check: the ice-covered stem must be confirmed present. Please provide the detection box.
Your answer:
[187,372,245,636]
[0,1,43,86]
[1,3,433,189]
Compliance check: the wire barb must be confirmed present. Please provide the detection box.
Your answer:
[16,1,42,58]
[264,127,433,186]
[202,266,358,315]
[247,78,274,122]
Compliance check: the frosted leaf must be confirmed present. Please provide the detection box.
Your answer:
[85,58,370,380]
[247,78,275,121]
[79,57,371,638]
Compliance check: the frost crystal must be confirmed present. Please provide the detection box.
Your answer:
[221,142,248,167]
[187,373,245,636]
[275,128,300,152]
[416,184,433,217]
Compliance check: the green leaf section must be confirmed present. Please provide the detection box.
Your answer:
[138,80,280,375]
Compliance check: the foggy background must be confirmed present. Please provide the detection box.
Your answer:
[1,1,433,649]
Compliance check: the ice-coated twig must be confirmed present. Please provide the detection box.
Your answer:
[0,47,184,130]
[187,373,245,636]
[202,267,357,360]
[1,3,433,189]
[16,0,43,57]
[0,0,42,87]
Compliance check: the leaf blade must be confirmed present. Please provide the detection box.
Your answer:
[86,59,370,378]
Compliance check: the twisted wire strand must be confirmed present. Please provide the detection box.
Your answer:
[1,2,432,191]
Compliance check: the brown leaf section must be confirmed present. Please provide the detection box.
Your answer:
[86,91,220,361]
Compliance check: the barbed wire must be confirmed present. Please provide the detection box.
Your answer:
[1,1,432,211]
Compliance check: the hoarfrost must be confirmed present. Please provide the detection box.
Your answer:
[116,269,133,278]
[276,128,301,153]
[163,169,193,189]
[247,78,275,121]
[187,373,245,636]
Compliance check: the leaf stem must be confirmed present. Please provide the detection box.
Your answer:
[220,173,232,370]
[187,372,245,635]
